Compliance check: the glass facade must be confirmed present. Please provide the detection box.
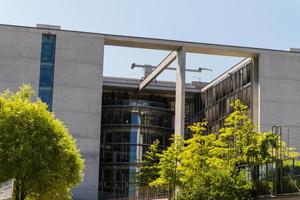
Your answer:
[193,59,253,133]
[100,92,173,200]
[38,34,56,110]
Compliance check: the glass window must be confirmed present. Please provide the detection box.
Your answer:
[38,34,56,111]
[113,131,121,143]
[122,110,131,124]
[39,64,54,86]
[229,78,234,93]
[41,43,55,63]
[130,128,137,144]
[105,131,113,143]
[122,131,130,143]
[42,34,56,43]
[130,145,137,163]
[242,67,248,86]
[246,64,251,84]
[131,112,140,125]
[112,110,122,124]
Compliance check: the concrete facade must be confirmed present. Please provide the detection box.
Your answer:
[52,31,104,200]
[259,52,300,151]
[0,25,104,200]
[0,25,41,94]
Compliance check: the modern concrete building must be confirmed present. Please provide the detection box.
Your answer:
[1,23,300,199]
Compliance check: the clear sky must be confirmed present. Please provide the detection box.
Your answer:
[1,0,300,82]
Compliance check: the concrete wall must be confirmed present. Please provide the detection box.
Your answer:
[0,26,41,93]
[53,31,104,200]
[0,25,104,200]
[259,52,300,151]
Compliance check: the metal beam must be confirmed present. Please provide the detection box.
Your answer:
[139,51,177,90]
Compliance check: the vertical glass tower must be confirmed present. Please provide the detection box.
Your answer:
[99,92,173,200]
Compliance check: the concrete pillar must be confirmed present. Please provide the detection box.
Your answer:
[175,47,186,135]
[251,57,260,130]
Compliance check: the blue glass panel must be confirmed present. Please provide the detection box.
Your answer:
[128,166,136,197]
[38,34,56,111]
[39,64,54,86]
[42,35,55,43]
[131,113,140,125]
[41,43,55,63]
[130,145,137,163]
[130,129,137,144]
[39,87,53,110]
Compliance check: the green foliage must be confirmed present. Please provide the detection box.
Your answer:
[150,134,184,193]
[0,85,84,200]
[218,99,259,166]
[139,99,298,199]
[175,167,253,200]
[179,121,221,183]
[137,140,160,186]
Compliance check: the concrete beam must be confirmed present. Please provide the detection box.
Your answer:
[104,34,257,57]
[2,24,300,58]
[175,47,186,136]
[139,51,177,90]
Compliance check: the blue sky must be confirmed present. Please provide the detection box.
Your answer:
[1,0,300,82]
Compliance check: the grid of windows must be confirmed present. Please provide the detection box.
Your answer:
[38,34,56,110]
[193,61,253,133]
[102,109,172,128]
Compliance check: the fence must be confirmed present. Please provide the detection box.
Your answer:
[136,186,170,200]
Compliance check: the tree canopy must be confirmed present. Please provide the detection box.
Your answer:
[150,135,184,195]
[137,140,160,186]
[138,99,298,200]
[0,85,84,200]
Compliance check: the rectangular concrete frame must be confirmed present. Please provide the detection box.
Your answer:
[102,30,300,141]
[2,24,300,199]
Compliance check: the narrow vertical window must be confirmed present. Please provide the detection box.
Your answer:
[38,34,56,110]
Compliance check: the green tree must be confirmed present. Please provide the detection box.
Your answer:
[150,134,184,195]
[179,121,221,184]
[175,167,253,200]
[140,99,298,199]
[177,119,253,200]
[218,100,259,167]
[137,140,160,186]
[0,85,84,200]
[216,100,290,192]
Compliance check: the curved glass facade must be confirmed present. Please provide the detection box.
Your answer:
[99,96,173,200]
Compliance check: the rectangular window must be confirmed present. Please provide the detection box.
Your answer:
[38,34,56,111]
[39,64,54,86]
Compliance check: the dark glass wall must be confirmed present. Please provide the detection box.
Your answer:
[38,34,56,111]
[193,60,253,133]
[100,93,173,200]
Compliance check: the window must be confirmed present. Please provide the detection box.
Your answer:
[38,34,56,111]
[41,43,55,63]
[39,64,54,86]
